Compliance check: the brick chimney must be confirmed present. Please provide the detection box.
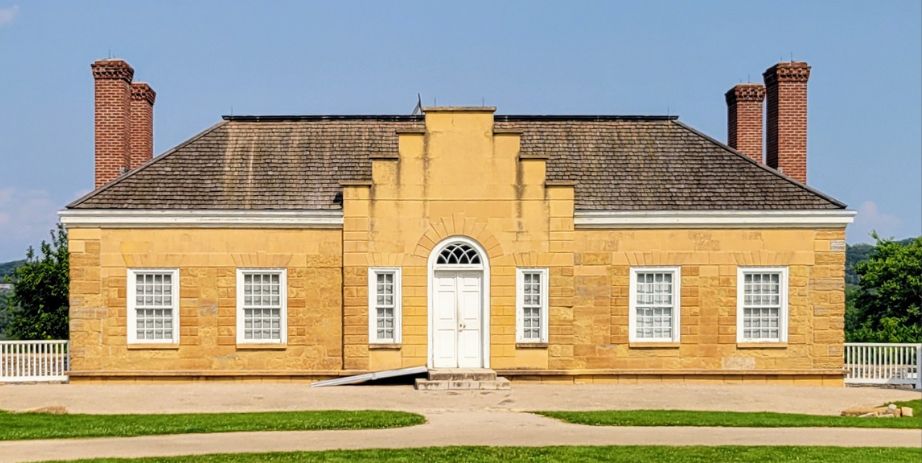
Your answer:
[129,82,156,168]
[763,61,810,183]
[725,83,765,163]
[91,59,134,188]
[91,59,157,188]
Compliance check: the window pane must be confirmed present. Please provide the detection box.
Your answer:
[132,271,176,341]
[524,305,541,339]
[243,272,282,309]
[521,271,544,340]
[437,243,481,265]
[376,306,394,340]
[136,307,173,341]
[741,271,782,341]
[240,271,284,341]
[372,271,398,341]
[243,307,282,341]
[634,271,676,340]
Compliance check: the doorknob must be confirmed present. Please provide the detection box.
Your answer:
[459,323,465,329]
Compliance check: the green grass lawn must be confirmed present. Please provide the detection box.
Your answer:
[44,446,922,463]
[537,399,922,429]
[0,409,424,440]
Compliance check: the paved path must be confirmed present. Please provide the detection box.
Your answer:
[1,410,921,462]
[1,384,920,462]
[2,383,919,415]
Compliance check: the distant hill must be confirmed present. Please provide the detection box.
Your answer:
[0,259,24,281]
[846,238,916,286]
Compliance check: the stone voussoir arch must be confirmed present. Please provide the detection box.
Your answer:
[412,215,504,260]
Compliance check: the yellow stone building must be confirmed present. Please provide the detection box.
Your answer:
[61,59,854,385]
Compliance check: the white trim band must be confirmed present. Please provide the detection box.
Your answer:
[58,209,344,228]
[574,210,856,229]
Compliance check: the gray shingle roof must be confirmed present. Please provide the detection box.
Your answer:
[69,115,845,211]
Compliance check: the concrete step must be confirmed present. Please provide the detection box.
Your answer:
[427,368,497,382]
[415,377,511,391]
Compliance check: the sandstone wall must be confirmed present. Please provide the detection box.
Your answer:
[540,227,846,384]
[68,228,343,376]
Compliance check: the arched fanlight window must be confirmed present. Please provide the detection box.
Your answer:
[437,243,482,265]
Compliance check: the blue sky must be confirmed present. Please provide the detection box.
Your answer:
[0,1,919,260]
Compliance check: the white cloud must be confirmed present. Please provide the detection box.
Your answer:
[0,187,60,260]
[0,5,18,27]
[849,200,904,243]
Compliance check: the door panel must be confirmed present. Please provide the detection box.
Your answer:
[457,273,483,368]
[433,272,458,368]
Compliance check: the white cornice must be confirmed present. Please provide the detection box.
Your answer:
[574,210,856,229]
[59,209,855,230]
[58,210,343,228]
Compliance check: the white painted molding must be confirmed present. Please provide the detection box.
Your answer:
[574,210,856,229]
[58,209,343,228]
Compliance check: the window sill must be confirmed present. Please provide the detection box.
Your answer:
[236,344,287,350]
[516,342,549,349]
[127,343,179,350]
[629,342,680,349]
[737,342,788,349]
[368,343,402,350]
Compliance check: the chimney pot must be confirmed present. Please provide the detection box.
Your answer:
[131,82,156,105]
[90,59,134,82]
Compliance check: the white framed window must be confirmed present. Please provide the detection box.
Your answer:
[368,268,402,344]
[236,269,287,344]
[629,267,681,343]
[516,268,549,343]
[737,267,788,343]
[127,269,180,344]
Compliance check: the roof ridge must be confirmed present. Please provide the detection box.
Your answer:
[496,115,677,121]
[221,115,679,122]
[223,115,423,122]
[668,119,847,209]
[67,120,230,209]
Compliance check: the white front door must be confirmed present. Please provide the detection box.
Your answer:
[433,271,483,368]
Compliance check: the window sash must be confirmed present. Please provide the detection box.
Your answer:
[242,272,282,309]
[127,269,179,344]
[369,268,401,343]
[737,268,787,343]
[236,269,287,344]
[629,268,680,342]
[516,268,548,343]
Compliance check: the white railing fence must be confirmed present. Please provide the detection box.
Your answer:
[0,340,69,383]
[844,342,922,388]
[1,340,919,387]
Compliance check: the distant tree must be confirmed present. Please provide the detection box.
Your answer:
[846,234,922,343]
[2,224,69,340]
[0,259,25,280]
[844,285,860,337]
[845,243,874,286]
[846,239,914,286]
[0,291,8,340]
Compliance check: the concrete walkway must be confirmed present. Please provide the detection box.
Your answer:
[0,384,920,462]
[1,383,919,415]
[1,410,920,462]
